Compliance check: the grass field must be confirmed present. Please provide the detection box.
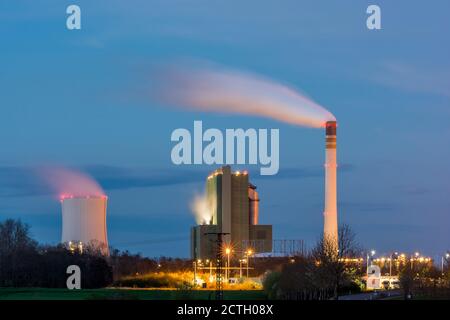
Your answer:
[0,288,267,300]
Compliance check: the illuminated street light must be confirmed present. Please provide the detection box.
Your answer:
[442,252,450,275]
[366,250,376,275]
[246,249,253,278]
[225,247,231,281]
[193,261,197,286]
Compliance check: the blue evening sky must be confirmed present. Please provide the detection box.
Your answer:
[1,0,449,258]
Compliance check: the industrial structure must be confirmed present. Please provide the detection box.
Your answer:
[324,121,338,246]
[191,166,272,260]
[60,195,109,255]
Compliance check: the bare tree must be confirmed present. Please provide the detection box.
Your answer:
[311,224,362,299]
[0,219,38,286]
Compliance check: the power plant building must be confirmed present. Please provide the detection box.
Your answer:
[191,166,272,260]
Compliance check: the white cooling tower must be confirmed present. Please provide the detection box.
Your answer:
[61,196,109,255]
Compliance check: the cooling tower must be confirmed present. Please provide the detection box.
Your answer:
[324,121,338,247]
[61,196,109,255]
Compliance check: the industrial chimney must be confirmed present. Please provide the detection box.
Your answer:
[324,121,338,247]
[61,195,109,255]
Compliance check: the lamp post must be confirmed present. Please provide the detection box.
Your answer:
[193,260,197,286]
[208,259,212,279]
[246,249,253,278]
[411,252,419,269]
[442,253,450,275]
[225,247,231,281]
[367,250,376,272]
[239,259,243,278]
[389,252,398,277]
[366,250,376,283]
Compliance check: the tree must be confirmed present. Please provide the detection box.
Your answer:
[311,224,362,299]
[0,219,39,286]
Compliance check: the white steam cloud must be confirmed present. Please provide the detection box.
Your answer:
[152,63,335,128]
[190,193,212,225]
[37,166,105,199]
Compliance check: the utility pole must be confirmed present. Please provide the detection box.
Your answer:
[205,232,229,300]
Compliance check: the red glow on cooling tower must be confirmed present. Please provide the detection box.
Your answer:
[59,194,108,202]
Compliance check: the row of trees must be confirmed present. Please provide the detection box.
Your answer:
[109,249,193,281]
[399,259,450,299]
[0,219,199,288]
[0,219,112,288]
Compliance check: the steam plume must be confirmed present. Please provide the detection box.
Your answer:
[190,193,212,225]
[37,166,105,199]
[152,63,335,128]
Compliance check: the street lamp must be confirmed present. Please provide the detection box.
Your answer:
[442,253,450,275]
[193,260,197,286]
[366,250,376,281]
[411,252,420,269]
[389,252,398,277]
[367,250,376,270]
[225,247,231,281]
[246,249,253,278]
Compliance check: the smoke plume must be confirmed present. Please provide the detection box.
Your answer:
[190,193,212,225]
[151,63,335,128]
[37,166,105,199]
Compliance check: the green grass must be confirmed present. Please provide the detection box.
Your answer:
[0,287,267,300]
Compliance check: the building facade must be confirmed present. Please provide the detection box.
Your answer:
[191,166,272,260]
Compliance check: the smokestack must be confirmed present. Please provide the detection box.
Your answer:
[61,195,109,255]
[324,121,338,247]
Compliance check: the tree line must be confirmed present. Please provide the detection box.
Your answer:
[0,218,195,288]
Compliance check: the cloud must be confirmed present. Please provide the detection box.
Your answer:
[0,164,355,198]
[339,201,397,213]
[373,62,450,98]
[0,166,51,198]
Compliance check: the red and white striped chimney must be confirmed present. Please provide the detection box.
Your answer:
[324,121,338,247]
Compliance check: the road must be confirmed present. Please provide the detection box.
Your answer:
[338,290,402,300]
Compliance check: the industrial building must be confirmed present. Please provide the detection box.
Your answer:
[191,166,272,260]
[60,195,109,255]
